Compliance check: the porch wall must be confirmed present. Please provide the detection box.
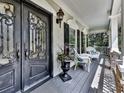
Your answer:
[30,0,76,77]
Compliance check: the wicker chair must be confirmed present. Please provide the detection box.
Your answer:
[73,48,91,72]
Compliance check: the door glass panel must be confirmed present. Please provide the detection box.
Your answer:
[29,12,47,59]
[0,3,15,65]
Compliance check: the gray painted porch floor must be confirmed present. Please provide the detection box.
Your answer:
[31,60,99,93]
[31,57,116,93]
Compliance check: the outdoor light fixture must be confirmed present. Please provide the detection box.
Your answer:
[56,8,64,28]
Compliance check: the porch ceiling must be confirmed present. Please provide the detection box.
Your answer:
[60,0,112,30]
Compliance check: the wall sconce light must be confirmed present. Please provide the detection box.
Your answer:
[56,8,64,28]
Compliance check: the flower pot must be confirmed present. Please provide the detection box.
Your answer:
[59,61,72,82]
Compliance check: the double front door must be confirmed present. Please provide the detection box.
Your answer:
[0,0,51,93]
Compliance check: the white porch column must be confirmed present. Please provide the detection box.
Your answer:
[83,28,88,52]
[110,16,120,54]
[84,34,87,52]
[121,0,124,66]
[118,0,124,80]
[108,31,111,48]
[75,29,77,50]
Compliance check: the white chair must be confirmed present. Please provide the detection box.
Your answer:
[86,46,100,60]
[73,48,91,72]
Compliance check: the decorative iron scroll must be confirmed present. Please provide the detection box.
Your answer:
[28,12,47,59]
[0,3,15,65]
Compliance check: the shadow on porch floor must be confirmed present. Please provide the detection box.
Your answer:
[31,59,100,93]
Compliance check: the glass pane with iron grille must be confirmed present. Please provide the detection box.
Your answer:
[29,12,47,59]
[0,3,15,65]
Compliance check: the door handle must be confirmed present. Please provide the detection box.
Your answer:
[16,49,20,60]
[24,49,28,59]
[24,43,28,59]
[15,43,20,61]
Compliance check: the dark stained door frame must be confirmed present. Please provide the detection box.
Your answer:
[20,0,53,92]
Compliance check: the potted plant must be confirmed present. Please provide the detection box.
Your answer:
[57,49,72,82]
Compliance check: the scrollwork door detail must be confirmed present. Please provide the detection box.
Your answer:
[28,12,47,59]
[0,3,15,65]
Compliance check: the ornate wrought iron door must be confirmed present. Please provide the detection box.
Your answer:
[22,2,50,91]
[0,0,51,92]
[0,0,21,93]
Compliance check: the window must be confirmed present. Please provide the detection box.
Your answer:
[69,28,75,59]
[64,23,69,55]
[77,30,80,53]
[81,32,85,53]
